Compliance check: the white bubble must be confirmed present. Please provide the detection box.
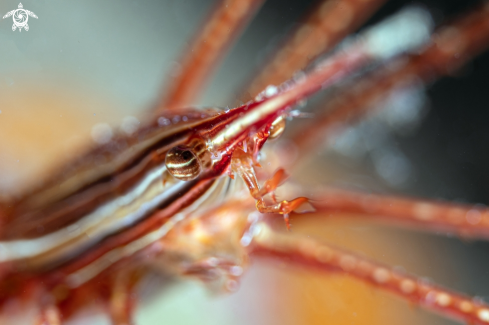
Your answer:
[91,123,113,144]
[230,266,243,276]
[121,116,140,135]
[372,147,412,187]
[264,85,278,97]
[158,117,171,126]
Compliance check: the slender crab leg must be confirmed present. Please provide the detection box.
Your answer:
[34,285,62,325]
[305,187,489,239]
[36,305,61,325]
[106,271,138,325]
[158,0,265,111]
[250,222,489,325]
[292,3,489,154]
[243,0,388,100]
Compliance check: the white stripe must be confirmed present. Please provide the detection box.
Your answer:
[65,177,238,286]
[0,164,185,264]
[211,96,287,148]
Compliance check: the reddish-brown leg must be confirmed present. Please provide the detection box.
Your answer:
[232,147,314,220]
[250,222,489,325]
[293,4,489,153]
[36,293,62,325]
[37,306,61,325]
[158,0,265,112]
[106,272,137,325]
[243,0,387,100]
[304,187,489,239]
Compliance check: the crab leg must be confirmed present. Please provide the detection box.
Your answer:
[250,222,489,325]
[34,286,62,325]
[158,0,265,112]
[292,3,489,154]
[36,305,61,325]
[243,0,387,100]
[304,187,489,239]
[106,271,137,325]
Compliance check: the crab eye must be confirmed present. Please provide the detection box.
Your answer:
[268,116,286,140]
[165,145,202,181]
[165,139,212,181]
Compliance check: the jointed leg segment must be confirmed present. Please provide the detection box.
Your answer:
[107,272,136,325]
[308,187,489,239]
[250,223,489,325]
[37,305,61,325]
[231,148,313,227]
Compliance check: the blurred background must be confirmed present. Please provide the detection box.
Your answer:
[0,0,488,324]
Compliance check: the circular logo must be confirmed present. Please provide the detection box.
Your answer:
[13,9,28,27]
[2,3,38,32]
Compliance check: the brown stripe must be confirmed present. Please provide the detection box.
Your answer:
[2,111,216,239]
[39,178,217,277]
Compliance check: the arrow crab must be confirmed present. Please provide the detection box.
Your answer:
[0,0,489,324]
